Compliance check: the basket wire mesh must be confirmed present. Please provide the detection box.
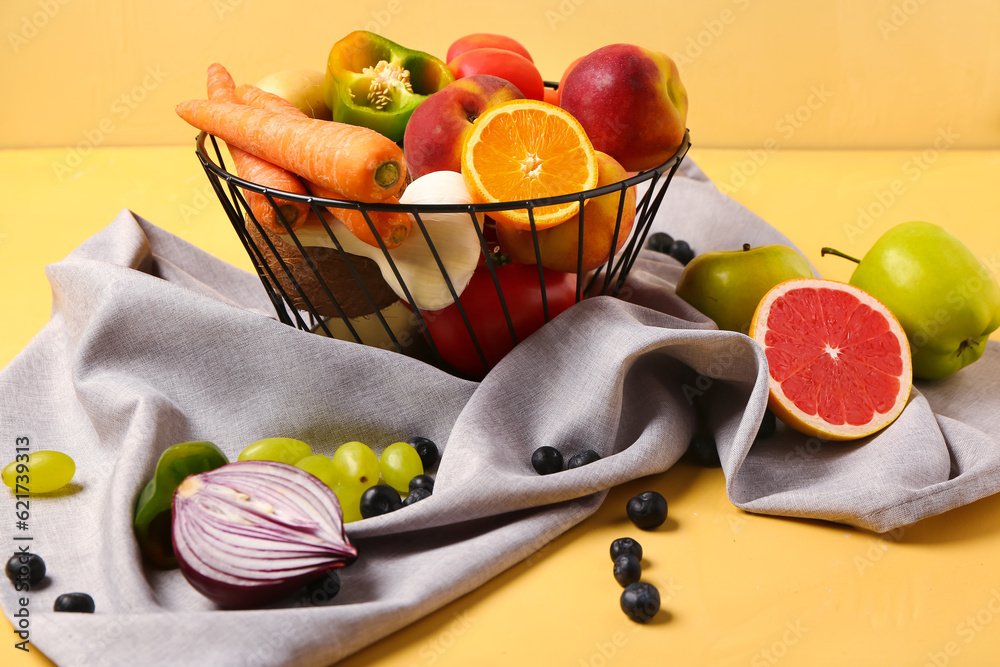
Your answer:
[195,121,690,378]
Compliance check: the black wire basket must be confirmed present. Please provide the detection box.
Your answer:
[195,115,690,379]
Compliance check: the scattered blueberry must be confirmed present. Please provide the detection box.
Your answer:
[646,232,675,254]
[53,593,95,613]
[409,474,435,493]
[620,582,660,623]
[755,409,777,441]
[300,570,340,606]
[409,437,440,471]
[613,554,642,588]
[360,484,402,518]
[668,240,696,265]
[5,552,45,587]
[531,446,564,475]
[626,491,668,530]
[688,433,721,468]
[609,537,643,563]
[402,487,432,506]
[566,449,601,469]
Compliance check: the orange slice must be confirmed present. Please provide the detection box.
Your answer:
[461,99,599,230]
[749,278,912,441]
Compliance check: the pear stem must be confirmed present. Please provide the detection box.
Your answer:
[820,247,862,264]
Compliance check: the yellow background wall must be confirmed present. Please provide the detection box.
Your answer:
[1,0,998,150]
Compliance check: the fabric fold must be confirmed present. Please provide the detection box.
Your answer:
[1,158,998,666]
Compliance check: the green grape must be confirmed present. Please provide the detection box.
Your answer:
[334,483,365,523]
[294,454,341,489]
[379,442,423,495]
[238,437,312,465]
[2,451,75,494]
[331,441,380,490]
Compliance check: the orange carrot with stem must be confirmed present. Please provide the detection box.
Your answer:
[175,99,406,203]
[234,82,411,248]
[206,64,310,234]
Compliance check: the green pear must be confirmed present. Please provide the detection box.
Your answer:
[675,243,814,334]
[822,221,1000,380]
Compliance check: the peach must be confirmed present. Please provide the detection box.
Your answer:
[403,74,524,180]
[559,44,688,172]
[496,151,636,273]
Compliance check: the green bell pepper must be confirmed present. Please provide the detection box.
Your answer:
[133,440,229,568]
[324,31,454,143]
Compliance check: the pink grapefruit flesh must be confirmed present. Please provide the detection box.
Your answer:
[749,278,912,441]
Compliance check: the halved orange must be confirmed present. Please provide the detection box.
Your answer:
[749,278,912,441]
[461,99,599,230]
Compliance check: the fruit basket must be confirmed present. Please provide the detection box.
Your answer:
[194,125,691,378]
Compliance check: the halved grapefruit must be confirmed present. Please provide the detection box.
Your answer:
[749,278,912,441]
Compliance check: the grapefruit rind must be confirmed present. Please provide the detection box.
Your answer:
[749,278,912,441]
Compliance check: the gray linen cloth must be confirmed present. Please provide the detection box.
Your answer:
[2,160,998,666]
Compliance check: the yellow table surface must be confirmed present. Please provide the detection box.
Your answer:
[2,146,1000,666]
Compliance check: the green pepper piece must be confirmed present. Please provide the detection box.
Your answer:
[133,440,229,568]
[324,30,455,143]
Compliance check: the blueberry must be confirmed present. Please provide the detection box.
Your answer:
[620,582,660,623]
[409,437,440,471]
[688,433,721,468]
[402,487,432,507]
[531,446,563,475]
[626,491,668,530]
[609,537,643,562]
[668,240,696,265]
[5,552,45,587]
[53,593,95,613]
[646,232,675,254]
[755,410,777,441]
[409,474,435,493]
[613,554,642,588]
[359,484,402,518]
[300,570,340,606]
[566,449,601,469]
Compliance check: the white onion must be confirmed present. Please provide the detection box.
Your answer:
[172,460,356,608]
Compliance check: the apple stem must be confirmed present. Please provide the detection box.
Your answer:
[820,247,861,264]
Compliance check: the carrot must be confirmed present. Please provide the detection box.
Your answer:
[231,83,411,249]
[175,99,406,202]
[303,179,411,249]
[236,83,308,119]
[206,64,310,234]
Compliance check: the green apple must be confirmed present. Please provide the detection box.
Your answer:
[822,221,1000,380]
[675,243,814,334]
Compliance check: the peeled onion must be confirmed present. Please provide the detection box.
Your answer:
[171,460,357,608]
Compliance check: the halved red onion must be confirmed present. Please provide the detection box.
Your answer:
[171,460,357,608]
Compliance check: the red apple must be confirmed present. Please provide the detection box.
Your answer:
[559,44,688,172]
[403,75,524,179]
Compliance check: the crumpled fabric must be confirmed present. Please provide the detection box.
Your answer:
[2,159,997,666]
